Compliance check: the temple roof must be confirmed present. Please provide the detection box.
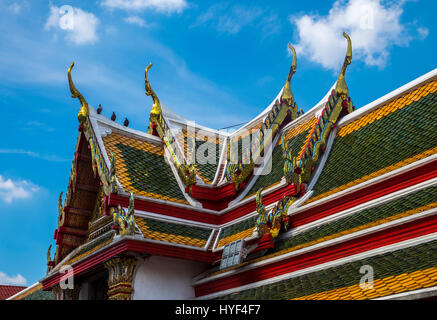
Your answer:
[43,34,437,300]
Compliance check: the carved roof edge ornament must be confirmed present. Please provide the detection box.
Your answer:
[110,151,118,194]
[112,191,136,237]
[68,62,89,124]
[58,191,65,227]
[145,62,162,119]
[335,32,352,97]
[281,43,297,107]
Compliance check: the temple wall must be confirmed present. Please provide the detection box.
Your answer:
[132,255,207,300]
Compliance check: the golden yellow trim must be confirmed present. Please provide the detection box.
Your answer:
[293,266,437,300]
[206,203,436,278]
[339,80,437,137]
[135,218,207,248]
[10,283,43,300]
[281,117,318,144]
[102,132,189,205]
[307,146,437,204]
[66,233,115,265]
[217,228,255,248]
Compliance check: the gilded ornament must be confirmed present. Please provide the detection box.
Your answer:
[68,62,89,124]
[112,192,136,236]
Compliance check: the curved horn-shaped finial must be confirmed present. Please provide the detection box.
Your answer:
[335,32,352,96]
[47,244,52,264]
[68,62,89,123]
[145,62,162,117]
[281,44,297,106]
[58,192,63,215]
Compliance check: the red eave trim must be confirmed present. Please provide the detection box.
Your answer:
[291,159,437,228]
[107,183,297,225]
[189,183,237,202]
[42,239,221,290]
[194,213,437,297]
[105,158,436,226]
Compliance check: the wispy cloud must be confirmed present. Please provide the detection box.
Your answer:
[23,121,55,132]
[8,2,23,14]
[0,271,27,286]
[291,0,427,70]
[0,149,70,162]
[417,27,429,40]
[192,3,280,36]
[0,175,40,204]
[124,15,147,27]
[101,0,187,13]
[45,5,100,45]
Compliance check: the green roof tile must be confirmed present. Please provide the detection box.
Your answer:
[116,143,187,201]
[217,239,437,300]
[310,91,437,199]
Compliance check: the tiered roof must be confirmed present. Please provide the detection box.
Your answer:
[41,33,437,300]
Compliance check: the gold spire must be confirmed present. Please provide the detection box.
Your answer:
[46,244,52,264]
[281,43,297,106]
[335,32,352,97]
[68,62,89,124]
[145,62,162,117]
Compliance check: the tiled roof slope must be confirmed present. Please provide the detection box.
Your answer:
[21,289,55,300]
[135,216,213,248]
[102,131,189,204]
[216,239,437,300]
[66,231,115,265]
[245,117,318,198]
[190,137,223,184]
[216,215,257,248]
[308,80,437,203]
[204,183,436,278]
[173,126,225,185]
[0,285,26,300]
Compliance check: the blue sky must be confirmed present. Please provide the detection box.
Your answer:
[0,0,435,286]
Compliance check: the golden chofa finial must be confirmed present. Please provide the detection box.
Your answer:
[68,62,89,124]
[335,32,352,97]
[145,62,162,118]
[281,43,297,106]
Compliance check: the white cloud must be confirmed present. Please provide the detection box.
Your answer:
[101,0,187,13]
[0,175,40,204]
[417,27,429,40]
[291,0,426,70]
[124,15,146,27]
[45,5,100,45]
[0,271,27,286]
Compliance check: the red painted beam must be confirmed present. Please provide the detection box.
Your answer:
[290,159,437,229]
[194,213,437,297]
[106,183,297,225]
[189,183,237,202]
[104,159,436,227]
[42,239,221,291]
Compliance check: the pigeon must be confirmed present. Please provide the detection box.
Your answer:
[111,112,116,121]
[97,104,103,114]
[123,118,129,127]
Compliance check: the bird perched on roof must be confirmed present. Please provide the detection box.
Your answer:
[111,112,116,121]
[124,118,129,127]
[97,104,103,114]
